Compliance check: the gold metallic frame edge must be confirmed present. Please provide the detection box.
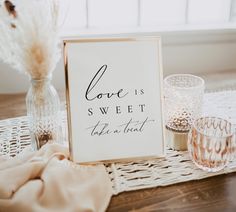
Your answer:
[63,41,73,161]
[63,36,165,164]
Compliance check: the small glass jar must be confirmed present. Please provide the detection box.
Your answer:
[164,74,205,150]
[26,76,62,150]
[188,117,235,172]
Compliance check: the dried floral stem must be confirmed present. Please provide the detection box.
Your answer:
[0,0,61,79]
[0,0,61,109]
[4,0,17,18]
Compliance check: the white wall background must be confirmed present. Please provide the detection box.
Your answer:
[0,30,236,94]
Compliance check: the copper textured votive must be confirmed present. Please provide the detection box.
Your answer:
[188,117,235,172]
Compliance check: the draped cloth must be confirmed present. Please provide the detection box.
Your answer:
[0,144,112,212]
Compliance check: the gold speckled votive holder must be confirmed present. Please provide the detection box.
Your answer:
[164,74,205,151]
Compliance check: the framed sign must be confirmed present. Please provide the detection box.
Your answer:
[63,37,165,164]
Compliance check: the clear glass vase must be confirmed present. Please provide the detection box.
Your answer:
[26,76,62,150]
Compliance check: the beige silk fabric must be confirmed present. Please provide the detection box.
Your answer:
[0,144,112,212]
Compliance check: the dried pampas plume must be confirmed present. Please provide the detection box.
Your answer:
[0,0,61,80]
[0,0,61,108]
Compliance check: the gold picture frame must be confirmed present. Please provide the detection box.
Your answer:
[63,36,165,164]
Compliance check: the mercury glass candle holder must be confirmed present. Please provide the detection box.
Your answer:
[164,74,205,150]
[188,117,235,172]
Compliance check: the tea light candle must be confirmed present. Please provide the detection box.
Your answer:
[165,112,191,151]
[165,115,191,151]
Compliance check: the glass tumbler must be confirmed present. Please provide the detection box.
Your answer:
[164,74,205,150]
[188,117,235,172]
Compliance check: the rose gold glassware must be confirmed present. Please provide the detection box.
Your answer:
[188,117,235,172]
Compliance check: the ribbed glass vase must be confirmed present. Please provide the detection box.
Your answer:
[26,76,62,150]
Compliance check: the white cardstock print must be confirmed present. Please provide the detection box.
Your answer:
[64,37,165,163]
